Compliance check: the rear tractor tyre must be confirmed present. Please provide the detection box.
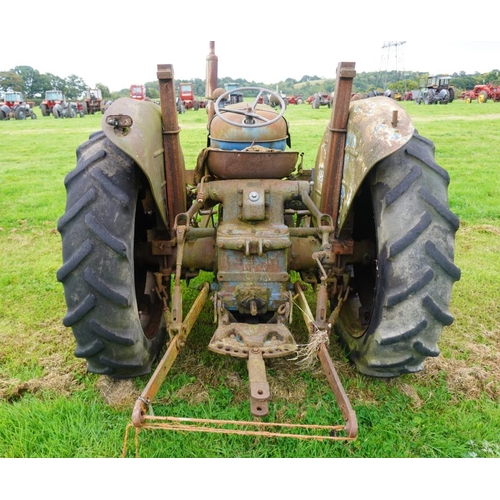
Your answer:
[57,132,166,378]
[53,104,62,118]
[334,132,461,377]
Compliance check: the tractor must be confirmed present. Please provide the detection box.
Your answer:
[81,88,104,114]
[41,90,65,116]
[130,84,147,100]
[52,101,81,118]
[0,91,37,120]
[57,42,460,441]
[287,94,305,105]
[461,83,500,103]
[307,92,332,108]
[176,82,205,113]
[415,75,455,105]
[217,82,244,107]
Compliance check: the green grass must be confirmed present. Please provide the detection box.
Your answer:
[0,101,499,460]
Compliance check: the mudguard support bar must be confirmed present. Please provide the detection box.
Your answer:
[294,281,358,439]
[131,282,210,427]
[319,62,356,235]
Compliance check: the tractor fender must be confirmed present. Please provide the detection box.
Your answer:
[101,97,169,228]
[339,97,415,229]
[314,96,414,231]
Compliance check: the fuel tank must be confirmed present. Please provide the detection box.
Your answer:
[208,102,289,151]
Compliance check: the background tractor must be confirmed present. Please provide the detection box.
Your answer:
[129,84,147,100]
[81,88,104,114]
[461,83,500,103]
[0,91,37,120]
[217,82,244,107]
[287,94,305,105]
[52,101,81,118]
[40,90,65,116]
[176,82,205,113]
[57,42,460,439]
[415,75,455,105]
[307,92,332,108]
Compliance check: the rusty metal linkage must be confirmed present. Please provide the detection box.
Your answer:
[123,416,353,457]
[131,281,210,427]
[293,281,358,439]
[125,278,358,454]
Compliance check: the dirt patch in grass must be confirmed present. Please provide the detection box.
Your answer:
[461,224,500,237]
[0,318,86,402]
[0,352,86,402]
[421,348,499,402]
[97,377,139,408]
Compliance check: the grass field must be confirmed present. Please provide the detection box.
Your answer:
[0,98,499,463]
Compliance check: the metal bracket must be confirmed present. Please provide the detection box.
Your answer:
[248,349,271,417]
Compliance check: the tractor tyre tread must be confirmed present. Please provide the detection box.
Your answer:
[57,131,165,378]
[335,132,460,377]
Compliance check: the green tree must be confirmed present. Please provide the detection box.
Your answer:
[451,74,478,91]
[481,70,500,85]
[145,81,159,99]
[33,73,53,97]
[12,65,39,97]
[0,71,23,92]
[64,74,87,99]
[46,73,66,92]
[96,83,111,98]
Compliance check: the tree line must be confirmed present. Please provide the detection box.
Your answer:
[1,65,499,103]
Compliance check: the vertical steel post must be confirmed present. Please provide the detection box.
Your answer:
[157,64,186,236]
[319,62,356,236]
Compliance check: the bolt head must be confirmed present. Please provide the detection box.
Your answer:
[249,191,260,202]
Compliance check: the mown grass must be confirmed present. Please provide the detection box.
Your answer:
[0,99,499,459]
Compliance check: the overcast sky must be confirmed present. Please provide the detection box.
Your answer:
[4,2,499,91]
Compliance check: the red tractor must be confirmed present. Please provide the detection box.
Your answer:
[130,84,146,100]
[307,92,332,108]
[81,88,104,114]
[0,91,37,120]
[287,94,304,105]
[41,90,65,116]
[176,82,204,113]
[461,83,500,103]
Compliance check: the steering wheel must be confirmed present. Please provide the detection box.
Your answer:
[214,86,286,128]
